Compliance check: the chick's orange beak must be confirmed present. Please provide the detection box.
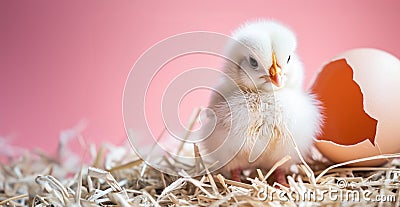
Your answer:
[269,53,282,87]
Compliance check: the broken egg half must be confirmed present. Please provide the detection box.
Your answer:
[310,48,400,166]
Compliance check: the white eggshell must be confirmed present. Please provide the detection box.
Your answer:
[311,48,400,166]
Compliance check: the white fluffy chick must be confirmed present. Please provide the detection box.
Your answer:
[201,20,322,183]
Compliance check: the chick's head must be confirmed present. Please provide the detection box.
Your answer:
[223,20,304,92]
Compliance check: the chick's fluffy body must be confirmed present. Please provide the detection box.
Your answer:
[201,20,322,176]
[206,86,321,174]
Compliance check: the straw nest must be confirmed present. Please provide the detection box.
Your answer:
[1,127,400,207]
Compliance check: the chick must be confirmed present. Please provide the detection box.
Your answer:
[201,20,322,183]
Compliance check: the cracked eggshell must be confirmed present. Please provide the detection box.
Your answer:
[310,48,400,166]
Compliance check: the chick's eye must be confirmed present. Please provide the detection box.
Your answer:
[249,57,258,69]
[287,55,291,64]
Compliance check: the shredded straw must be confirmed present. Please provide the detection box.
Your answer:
[1,120,400,206]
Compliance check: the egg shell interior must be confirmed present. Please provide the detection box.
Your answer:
[310,48,400,166]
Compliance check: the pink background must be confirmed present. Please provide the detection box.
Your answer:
[1,1,399,154]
